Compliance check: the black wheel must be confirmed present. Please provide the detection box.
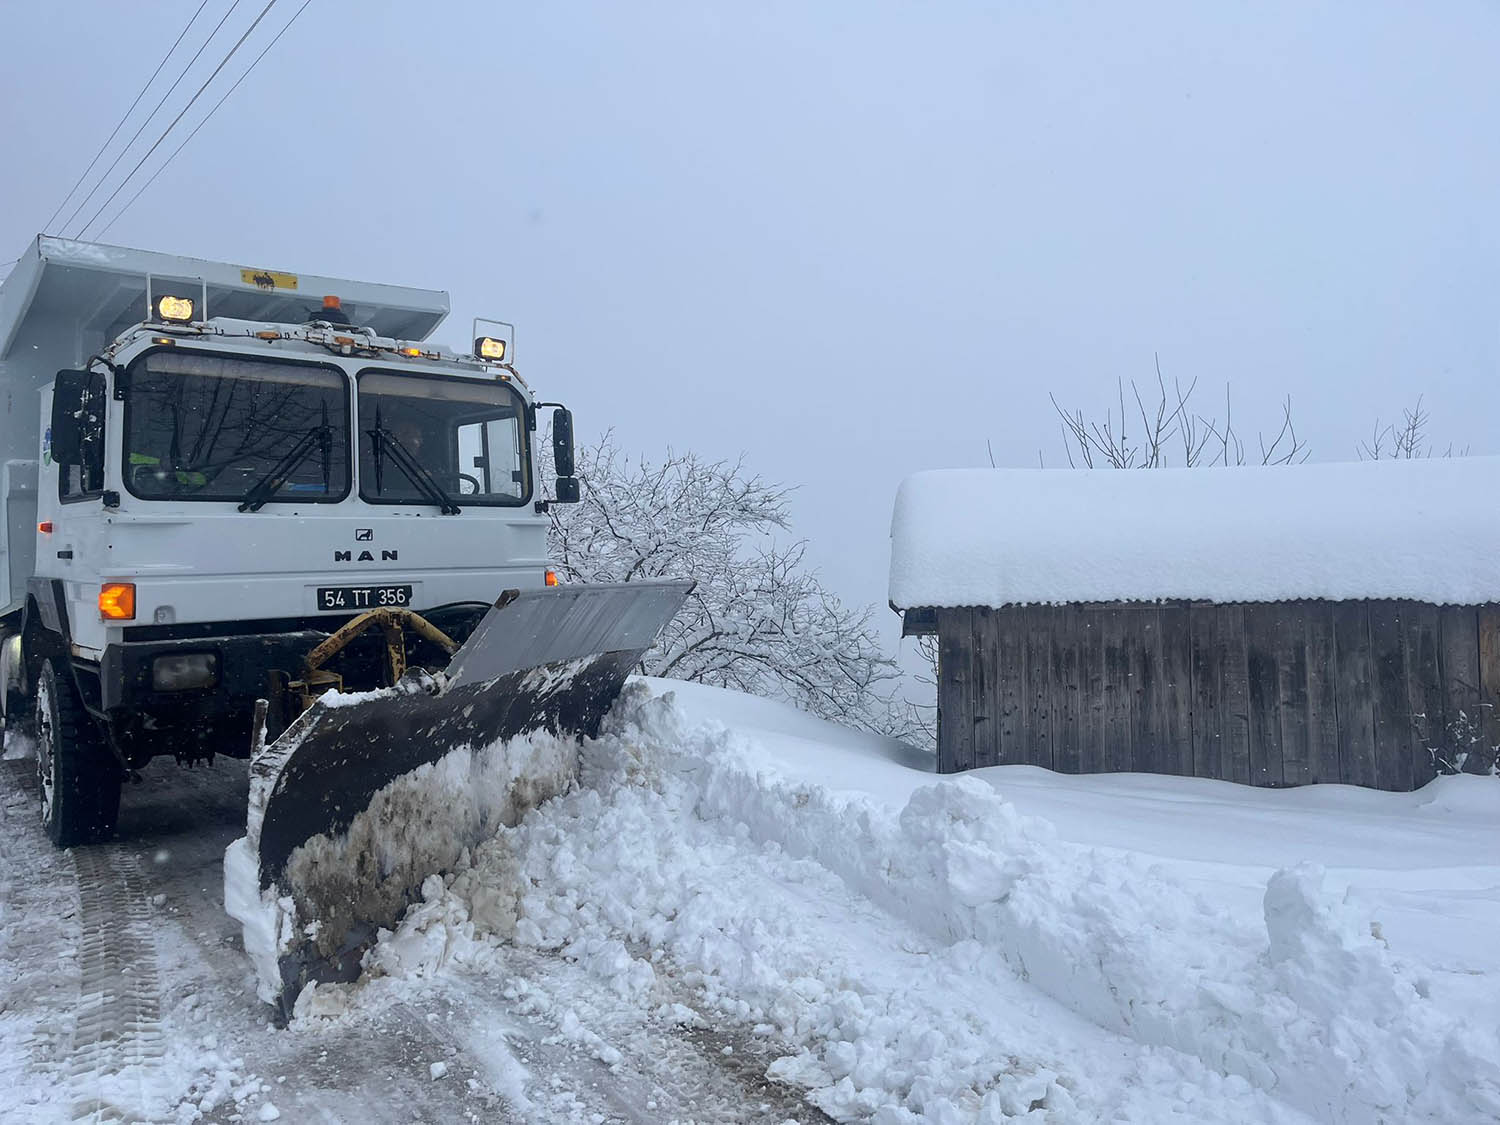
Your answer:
[35,658,121,847]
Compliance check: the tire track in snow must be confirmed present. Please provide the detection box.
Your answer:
[0,760,83,1099]
[406,957,839,1124]
[66,847,167,1123]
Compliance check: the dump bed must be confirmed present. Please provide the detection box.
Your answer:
[0,235,450,363]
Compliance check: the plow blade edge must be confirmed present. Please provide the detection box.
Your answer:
[233,580,692,1015]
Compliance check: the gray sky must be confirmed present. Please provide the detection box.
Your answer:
[3,0,1497,650]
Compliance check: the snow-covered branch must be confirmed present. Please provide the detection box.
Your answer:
[543,433,913,740]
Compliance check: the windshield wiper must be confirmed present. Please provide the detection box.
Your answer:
[369,406,461,514]
[238,404,333,512]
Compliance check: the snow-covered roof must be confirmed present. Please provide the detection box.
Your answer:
[889,457,1500,609]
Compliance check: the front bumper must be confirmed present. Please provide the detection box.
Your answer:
[99,630,329,715]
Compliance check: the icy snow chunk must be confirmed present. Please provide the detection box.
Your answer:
[290,981,354,1022]
[896,777,1051,908]
[256,1104,281,1121]
[1,729,36,760]
[1264,863,1410,1022]
[429,1061,448,1080]
[222,837,287,1004]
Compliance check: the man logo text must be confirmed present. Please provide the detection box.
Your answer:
[334,550,398,562]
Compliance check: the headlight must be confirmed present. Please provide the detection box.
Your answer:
[155,295,195,323]
[152,652,219,692]
[474,336,507,361]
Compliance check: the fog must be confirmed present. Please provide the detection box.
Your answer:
[4,0,1496,646]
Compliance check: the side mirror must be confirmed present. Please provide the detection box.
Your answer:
[552,407,575,477]
[555,476,580,504]
[50,370,102,466]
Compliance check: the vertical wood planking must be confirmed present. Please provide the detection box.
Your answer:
[1020,606,1054,770]
[1218,605,1252,785]
[1437,606,1482,777]
[1077,608,1107,773]
[1190,605,1222,779]
[970,608,999,769]
[1478,607,1500,774]
[1403,603,1445,789]
[1304,601,1341,784]
[996,608,1026,764]
[1158,605,1194,775]
[1369,600,1412,792]
[934,597,1485,790]
[936,608,974,773]
[1101,606,1133,772]
[1244,605,1284,786]
[1052,606,1082,773]
[1128,606,1162,773]
[1331,602,1377,788]
[1276,602,1314,786]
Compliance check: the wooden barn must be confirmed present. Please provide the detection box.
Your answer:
[889,458,1500,791]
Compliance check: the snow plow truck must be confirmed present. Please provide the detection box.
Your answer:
[0,236,691,1014]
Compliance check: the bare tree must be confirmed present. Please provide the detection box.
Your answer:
[544,433,911,737]
[1046,356,1309,469]
[1357,397,1466,461]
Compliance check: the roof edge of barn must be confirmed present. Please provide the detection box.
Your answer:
[888,458,1500,613]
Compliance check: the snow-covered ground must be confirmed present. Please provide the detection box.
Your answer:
[3,679,1498,1122]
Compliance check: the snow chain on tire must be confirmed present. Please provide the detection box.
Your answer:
[36,658,121,847]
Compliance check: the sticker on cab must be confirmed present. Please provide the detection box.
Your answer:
[240,268,298,291]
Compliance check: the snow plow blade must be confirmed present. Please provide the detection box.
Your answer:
[228,580,692,1017]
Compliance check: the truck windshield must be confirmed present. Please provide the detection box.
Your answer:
[357,371,529,507]
[123,351,349,503]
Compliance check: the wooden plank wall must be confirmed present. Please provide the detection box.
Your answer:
[934,600,1500,791]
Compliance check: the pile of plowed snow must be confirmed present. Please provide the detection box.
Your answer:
[302,682,1500,1123]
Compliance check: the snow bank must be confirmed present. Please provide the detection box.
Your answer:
[889,458,1500,608]
[357,686,1500,1122]
[694,739,1497,1121]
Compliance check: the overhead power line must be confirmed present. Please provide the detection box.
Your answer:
[77,0,282,241]
[60,0,249,239]
[41,0,214,235]
[97,0,316,239]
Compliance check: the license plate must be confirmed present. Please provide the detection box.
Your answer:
[317,585,413,611]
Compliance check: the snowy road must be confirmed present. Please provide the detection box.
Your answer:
[0,755,828,1123]
[1,755,504,1122]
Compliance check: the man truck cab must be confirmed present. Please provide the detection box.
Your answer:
[0,236,581,845]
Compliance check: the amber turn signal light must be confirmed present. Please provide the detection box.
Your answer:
[99,582,136,620]
[544,569,559,587]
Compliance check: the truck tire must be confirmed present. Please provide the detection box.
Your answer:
[35,658,121,846]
